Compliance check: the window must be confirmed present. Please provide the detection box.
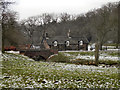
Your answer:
[66,41,70,46]
[53,41,58,46]
[79,40,83,45]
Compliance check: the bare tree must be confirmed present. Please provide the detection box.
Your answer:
[87,2,118,65]
[59,13,71,22]
[0,0,14,52]
[21,17,37,45]
[90,3,118,50]
[4,11,25,45]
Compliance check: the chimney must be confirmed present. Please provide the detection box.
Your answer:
[67,29,71,38]
[45,33,49,39]
[43,40,50,49]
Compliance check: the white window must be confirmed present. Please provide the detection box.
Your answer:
[53,41,58,46]
[66,41,70,46]
[79,41,83,45]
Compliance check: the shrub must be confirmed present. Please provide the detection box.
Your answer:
[72,59,95,65]
[99,60,119,65]
[48,53,70,63]
[108,52,118,56]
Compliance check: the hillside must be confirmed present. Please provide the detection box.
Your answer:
[1,53,119,88]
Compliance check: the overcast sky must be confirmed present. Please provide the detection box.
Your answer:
[11,0,119,20]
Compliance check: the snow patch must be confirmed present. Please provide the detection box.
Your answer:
[76,55,118,61]
[5,51,20,54]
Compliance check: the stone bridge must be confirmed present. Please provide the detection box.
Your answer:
[20,49,58,61]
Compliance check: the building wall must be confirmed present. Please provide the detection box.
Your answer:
[50,43,88,51]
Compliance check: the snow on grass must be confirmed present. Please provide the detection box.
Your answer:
[2,53,34,61]
[75,54,118,61]
[1,53,119,88]
[107,49,120,51]
[63,51,119,61]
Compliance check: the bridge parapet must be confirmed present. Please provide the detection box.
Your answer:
[20,49,58,61]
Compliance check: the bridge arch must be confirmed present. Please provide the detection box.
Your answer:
[32,55,46,61]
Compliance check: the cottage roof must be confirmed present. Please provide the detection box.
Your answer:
[46,36,89,45]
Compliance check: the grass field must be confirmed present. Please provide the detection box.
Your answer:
[1,53,119,88]
[49,51,119,66]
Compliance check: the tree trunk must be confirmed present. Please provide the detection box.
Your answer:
[95,43,99,66]
[2,20,5,53]
[99,42,102,50]
[116,43,118,49]
[0,25,2,52]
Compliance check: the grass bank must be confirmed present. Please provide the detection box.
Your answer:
[1,53,119,88]
[48,52,119,66]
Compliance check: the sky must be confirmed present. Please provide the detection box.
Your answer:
[11,0,119,20]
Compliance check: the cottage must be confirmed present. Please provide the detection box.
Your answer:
[46,36,89,51]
